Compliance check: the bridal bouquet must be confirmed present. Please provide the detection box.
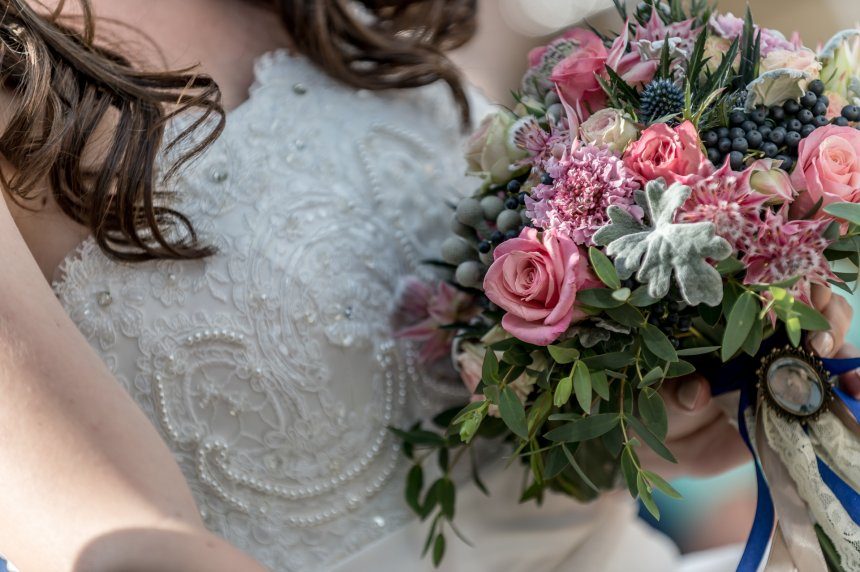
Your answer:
[394,1,860,569]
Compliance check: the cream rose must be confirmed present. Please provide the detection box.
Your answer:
[465,111,528,184]
[760,47,821,78]
[579,109,639,153]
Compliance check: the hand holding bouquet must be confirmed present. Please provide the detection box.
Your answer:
[395,2,860,570]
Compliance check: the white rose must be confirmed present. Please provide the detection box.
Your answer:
[464,110,528,184]
[579,108,639,153]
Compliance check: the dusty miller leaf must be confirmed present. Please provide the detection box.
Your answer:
[593,180,732,307]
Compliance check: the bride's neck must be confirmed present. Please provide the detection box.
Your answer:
[84,0,294,110]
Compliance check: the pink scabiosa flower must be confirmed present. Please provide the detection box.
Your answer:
[526,142,642,246]
[743,211,836,306]
[679,162,768,253]
[394,277,479,363]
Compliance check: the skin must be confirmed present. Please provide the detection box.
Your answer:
[0,1,856,569]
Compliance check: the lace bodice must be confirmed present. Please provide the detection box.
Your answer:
[52,52,472,571]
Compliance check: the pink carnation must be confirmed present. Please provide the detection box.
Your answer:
[680,162,768,253]
[743,211,835,306]
[526,142,642,246]
[623,121,713,186]
[483,228,599,346]
[394,277,479,363]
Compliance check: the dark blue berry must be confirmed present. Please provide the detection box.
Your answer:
[751,107,768,124]
[478,240,492,254]
[640,79,685,122]
[702,130,719,147]
[717,138,732,153]
[785,131,802,148]
[761,142,779,158]
[741,120,757,132]
[813,101,828,116]
[745,130,763,148]
[787,118,803,132]
[776,155,794,171]
[678,316,693,332]
[769,128,786,145]
[504,230,519,241]
[666,313,680,325]
[758,125,772,138]
[801,123,817,137]
[505,197,519,210]
[541,173,553,185]
[717,127,731,139]
[812,116,829,128]
[490,230,504,245]
[729,110,746,125]
[809,79,825,96]
[518,192,527,205]
[729,151,745,170]
[729,127,745,140]
[707,147,722,165]
[800,91,818,108]
[783,100,801,115]
[818,94,829,107]
[769,106,785,121]
[798,109,814,124]
[842,105,860,122]
[732,137,748,153]
[833,116,851,127]
[506,179,522,193]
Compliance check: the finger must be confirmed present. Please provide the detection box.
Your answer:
[808,294,852,358]
[836,344,860,399]
[811,284,832,311]
[661,375,711,415]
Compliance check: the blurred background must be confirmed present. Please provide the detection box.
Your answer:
[452,0,860,555]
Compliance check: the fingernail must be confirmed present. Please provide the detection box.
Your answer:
[678,380,702,411]
[809,332,835,357]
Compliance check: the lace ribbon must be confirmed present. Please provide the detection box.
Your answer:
[709,333,860,572]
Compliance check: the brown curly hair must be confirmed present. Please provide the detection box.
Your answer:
[0,0,476,262]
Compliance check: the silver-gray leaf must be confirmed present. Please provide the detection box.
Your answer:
[595,179,732,307]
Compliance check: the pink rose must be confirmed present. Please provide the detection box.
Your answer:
[790,125,860,218]
[623,121,713,185]
[549,29,610,117]
[483,228,597,346]
[549,28,655,120]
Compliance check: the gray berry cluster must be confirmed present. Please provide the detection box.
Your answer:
[441,188,531,289]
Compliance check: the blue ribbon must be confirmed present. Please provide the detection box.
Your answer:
[708,337,860,572]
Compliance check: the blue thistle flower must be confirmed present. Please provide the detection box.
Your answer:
[640,79,685,123]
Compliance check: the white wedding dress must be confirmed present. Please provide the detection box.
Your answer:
[49,52,730,572]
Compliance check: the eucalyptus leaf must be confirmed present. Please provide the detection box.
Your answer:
[577,288,626,309]
[606,304,646,328]
[544,413,620,442]
[638,366,665,388]
[438,478,456,520]
[590,246,622,289]
[793,300,831,331]
[548,345,581,364]
[499,386,529,439]
[638,473,661,519]
[629,285,660,307]
[676,345,721,356]
[573,361,593,412]
[406,465,424,513]
[721,291,759,361]
[642,324,679,363]
[823,201,860,225]
[643,470,683,500]
[433,534,446,567]
[554,374,573,407]
[665,360,697,378]
[638,389,668,440]
[482,349,500,385]
[544,446,568,480]
[627,416,677,463]
[591,369,610,400]
[561,444,601,493]
[582,351,637,370]
[620,447,639,497]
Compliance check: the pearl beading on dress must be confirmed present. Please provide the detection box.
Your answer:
[51,52,471,571]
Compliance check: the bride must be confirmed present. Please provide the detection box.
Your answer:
[0,1,856,570]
